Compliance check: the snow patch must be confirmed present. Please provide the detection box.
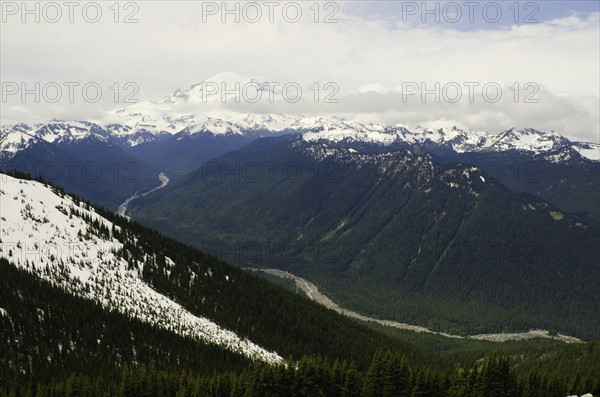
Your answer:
[0,174,281,363]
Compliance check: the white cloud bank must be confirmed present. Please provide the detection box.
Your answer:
[1,2,598,142]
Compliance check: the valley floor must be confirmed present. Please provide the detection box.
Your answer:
[248,268,582,344]
[117,172,170,216]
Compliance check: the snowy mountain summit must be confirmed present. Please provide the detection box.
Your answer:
[1,73,598,161]
[159,72,283,105]
[301,123,599,161]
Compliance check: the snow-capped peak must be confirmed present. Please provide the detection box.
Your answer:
[2,73,598,161]
[484,128,569,153]
[0,124,38,159]
[0,121,111,159]
[160,72,281,105]
[300,123,597,160]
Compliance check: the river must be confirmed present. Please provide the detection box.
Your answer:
[247,268,582,344]
[117,172,169,217]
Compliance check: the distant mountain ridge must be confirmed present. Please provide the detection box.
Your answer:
[2,73,598,162]
[1,73,598,221]
[2,117,598,161]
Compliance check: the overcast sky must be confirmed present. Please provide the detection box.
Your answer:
[1,1,599,142]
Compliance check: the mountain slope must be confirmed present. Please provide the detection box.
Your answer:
[130,130,255,172]
[302,125,600,222]
[428,148,600,222]
[0,173,280,362]
[1,122,160,210]
[0,257,252,380]
[129,135,600,339]
[0,171,425,369]
[2,75,598,213]
[2,175,600,397]
[3,118,598,221]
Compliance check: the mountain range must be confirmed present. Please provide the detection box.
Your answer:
[2,74,598,340]
[3,170,600,396]
[2,74,600,396]
[128,134,600,340]
[2,73,598,163]
[2,74,598,222]
[3,113,598,165]
[0,171,420,367]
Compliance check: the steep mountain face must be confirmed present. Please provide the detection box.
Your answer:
[0,257,253,379]
[0,124,39,159]
[0,173,280,363]
[129,135,600,339]
[428,148,600,222]
[0,172,417,371]
[1,122,159,210]
[301,124,600,222]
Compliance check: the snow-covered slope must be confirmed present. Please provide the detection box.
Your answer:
[32,121,110,144]
[0,121,112,159]
[572,141,600,161]
[0,124,38,160]
[481,128,570,153]
[301,123,599,161]
[104,72,302,141]
[2,117,598,162]
[0,174,281,363]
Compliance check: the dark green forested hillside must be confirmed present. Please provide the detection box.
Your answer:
[2,258,599,397]
[0,258,250,382]
[4,137,159,211]
[326,140,600,223]
[433,150,600,223]
[1,171,599,397]
[1,170,424,369]
[129,136,600,340]
[4,332,600,397]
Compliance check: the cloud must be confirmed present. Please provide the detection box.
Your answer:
[1,2,598,142]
